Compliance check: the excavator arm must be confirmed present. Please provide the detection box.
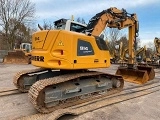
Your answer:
[86,7,138,65]
[86,7,138,36]
[85,7,154,84]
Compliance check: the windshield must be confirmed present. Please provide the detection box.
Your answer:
[54,23,66,30]
[70,23,86,33]
[25,45,31,52]
[21,44,31,52]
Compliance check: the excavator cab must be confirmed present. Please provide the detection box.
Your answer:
[19,43,32,53]
[54,18,86,32]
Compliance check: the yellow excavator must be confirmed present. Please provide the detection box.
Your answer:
[154,37,160,55]
[154,37,160,60]
[136,46,146,62]
[149,37,160,67]
[122,45,147,63]
[3,43,32,64]
[136,45,153,63]
[14,7,155,113]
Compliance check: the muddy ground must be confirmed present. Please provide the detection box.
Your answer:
[0,63,160,120]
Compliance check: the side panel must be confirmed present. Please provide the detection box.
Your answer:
[32,30,51,50]
[31,30,110,69]
[77,39,94,56]
[32,30,75,69]
[73,36,110,69]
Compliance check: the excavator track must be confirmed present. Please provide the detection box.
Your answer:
[13,68,47,92]
[28,71,124,113]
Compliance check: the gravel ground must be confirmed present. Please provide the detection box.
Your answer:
[0,63,160,120]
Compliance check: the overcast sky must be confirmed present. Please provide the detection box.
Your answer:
[32,0,160,46]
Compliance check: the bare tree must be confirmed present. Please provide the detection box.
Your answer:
[134,37,141,50]
[119,35,128,50]
[0,0,35,50]
[107,28,123,41]
[42,20,54,30]
[76,17,86,24]
[106,28,124,52]
[146,41,155,50]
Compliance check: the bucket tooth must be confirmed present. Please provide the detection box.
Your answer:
[116,68,149,84]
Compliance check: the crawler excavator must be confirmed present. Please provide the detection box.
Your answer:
[13,7,154,113]
[154,37,160,62]
[122,46,148,63]
[149,37,160,67]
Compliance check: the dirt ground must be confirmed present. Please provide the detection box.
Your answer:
[0,63,160,120]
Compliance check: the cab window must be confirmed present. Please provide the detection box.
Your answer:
[70,23,86,33]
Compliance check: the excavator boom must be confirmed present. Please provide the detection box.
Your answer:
[86,7,138,37]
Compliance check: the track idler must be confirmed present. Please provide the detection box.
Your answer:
[116,64,155,84]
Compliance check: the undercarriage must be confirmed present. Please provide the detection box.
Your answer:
[14,68,124,113]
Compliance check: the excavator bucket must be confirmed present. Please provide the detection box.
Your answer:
[137,66,155,80]
[116,67,149,84]
[3,50,30,64]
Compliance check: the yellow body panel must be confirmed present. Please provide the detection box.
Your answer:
[31,30,110,69]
